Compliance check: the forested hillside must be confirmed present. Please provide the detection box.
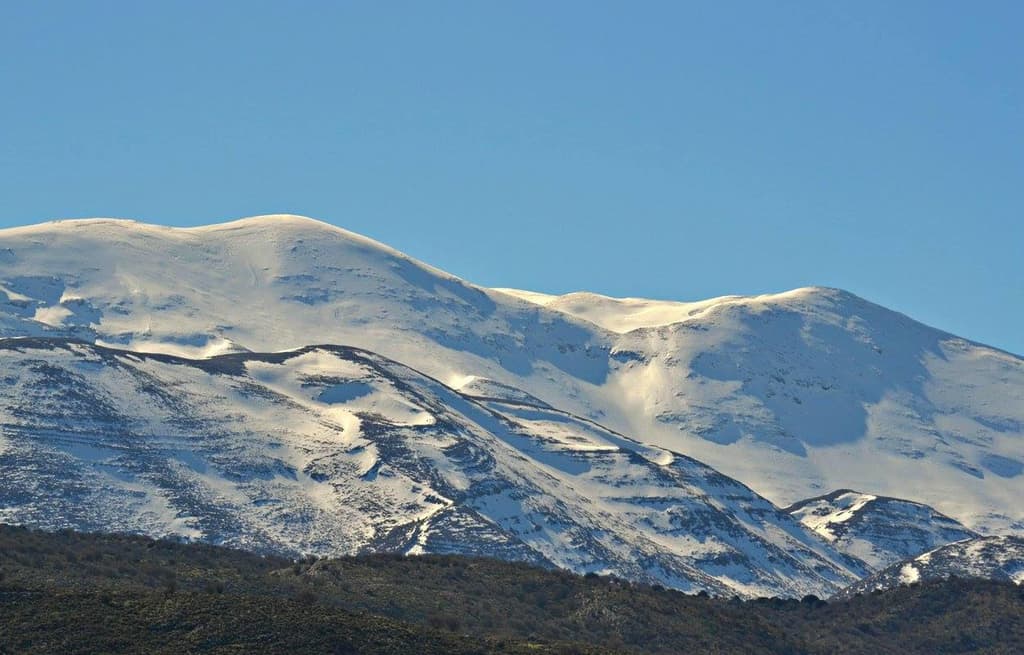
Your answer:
[1,525,1022,654]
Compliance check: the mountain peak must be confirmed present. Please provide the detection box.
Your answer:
[0,214,408,258]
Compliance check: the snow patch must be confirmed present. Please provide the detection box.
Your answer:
[898,563,920,584]
[32,305,72,326]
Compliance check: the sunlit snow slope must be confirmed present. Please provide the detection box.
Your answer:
[1,215,1022,534]
[0,338,865,597]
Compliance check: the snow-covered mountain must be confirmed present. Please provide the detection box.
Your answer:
[0,337,867,597]
[503,287,1024,535]
[784,490,978,570]
[836,536,1024,598]
[1,215,1020,535]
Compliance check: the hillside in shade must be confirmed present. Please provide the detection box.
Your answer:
[838,535,1024,599]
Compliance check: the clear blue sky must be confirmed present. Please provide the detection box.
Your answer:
[1,2,1021,354]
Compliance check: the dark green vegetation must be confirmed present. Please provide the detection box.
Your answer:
[1,525,1022,654]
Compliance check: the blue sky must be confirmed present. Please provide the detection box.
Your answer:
[1,2,1021,354]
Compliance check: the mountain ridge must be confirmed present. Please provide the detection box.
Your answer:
[836,535,1024,599]
[784,488,978,570]
[1,215,985,349]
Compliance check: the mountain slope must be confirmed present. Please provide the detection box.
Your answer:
[551,286,1024,534]
[0,337,865,597]
[836,535,1024,598]
[784,489,978,570]
[1,216,1022,534]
